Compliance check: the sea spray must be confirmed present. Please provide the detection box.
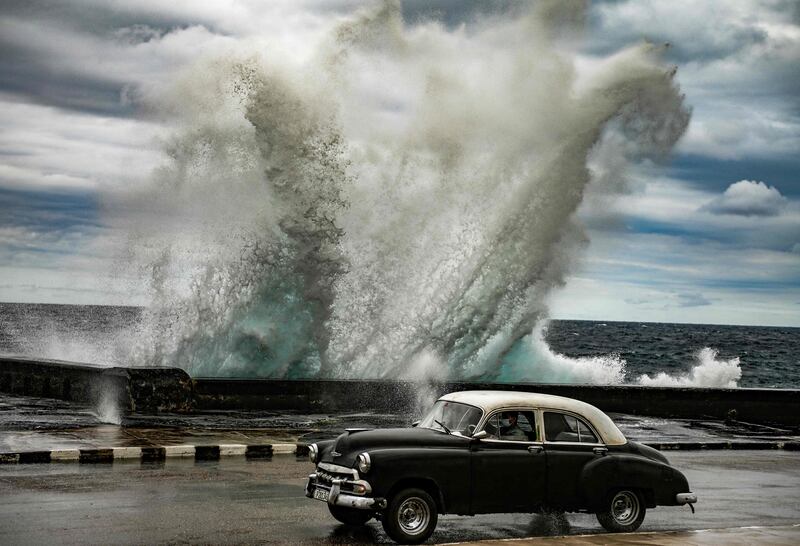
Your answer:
[112,1,692,382]
[637,347,742,388]
[94,388,122,425]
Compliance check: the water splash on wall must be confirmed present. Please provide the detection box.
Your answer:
[113,1,691,381]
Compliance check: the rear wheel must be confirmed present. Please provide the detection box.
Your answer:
[328,505,372,526]
[382,488,438,544]
[596,489,646,533]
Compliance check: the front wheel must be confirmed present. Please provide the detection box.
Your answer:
[328,505,372,526]
[596,489,646,532]
[382,488,438,544]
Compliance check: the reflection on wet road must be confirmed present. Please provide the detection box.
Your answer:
[1,451,798,544]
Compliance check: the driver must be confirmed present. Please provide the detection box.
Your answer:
[500,411,527,440]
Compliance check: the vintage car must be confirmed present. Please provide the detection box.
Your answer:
[305,390,697,544]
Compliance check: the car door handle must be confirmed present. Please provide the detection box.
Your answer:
[527,445,543,454]
[593,447,608,456]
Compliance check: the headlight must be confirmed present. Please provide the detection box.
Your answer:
[308,443,318,463]
[356,452,371,474]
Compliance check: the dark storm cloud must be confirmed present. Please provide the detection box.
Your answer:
[0,0,203,36]
[0,39,133,116]
[0,1,208,116]
[401,0,521,26]
[589,12,768,63]
[588,0,770,63]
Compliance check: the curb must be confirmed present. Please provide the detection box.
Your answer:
[2,440,797,464]
[644,441,800,451]
[0,443,311,464]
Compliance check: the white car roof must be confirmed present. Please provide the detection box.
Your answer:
[439,390,627,445]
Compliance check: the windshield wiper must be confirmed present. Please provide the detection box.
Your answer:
[434,419,452,434]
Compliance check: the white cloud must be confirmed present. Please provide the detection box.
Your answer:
[702,179,788,216]
[592,0,774,61]
[590,0,800,161]
[581,172,800,253]
[0,95,164,191]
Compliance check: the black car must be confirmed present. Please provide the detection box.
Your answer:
[305,390,697,544]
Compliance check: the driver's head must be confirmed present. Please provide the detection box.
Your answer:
[503,411,518,425]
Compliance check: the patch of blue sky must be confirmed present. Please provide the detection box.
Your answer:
[696,277,800,291]
[583,259,800,292]
[0,187,101,231]
[621,217,739,246]
[668,154,800,196]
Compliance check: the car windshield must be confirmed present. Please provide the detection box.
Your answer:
[418,400,482,435]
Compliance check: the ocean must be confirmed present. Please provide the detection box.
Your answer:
[0,302,797,388]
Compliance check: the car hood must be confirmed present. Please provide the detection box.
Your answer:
[321,427,467,466]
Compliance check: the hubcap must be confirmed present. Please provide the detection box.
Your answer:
[611,491,640,525]
[397,497,430,535]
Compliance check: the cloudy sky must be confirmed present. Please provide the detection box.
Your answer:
[1,0,798,327]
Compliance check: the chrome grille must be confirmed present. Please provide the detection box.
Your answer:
[315,468,353,486]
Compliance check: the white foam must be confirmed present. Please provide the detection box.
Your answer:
[636,347,742,388]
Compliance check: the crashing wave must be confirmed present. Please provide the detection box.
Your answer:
[113,1,691,380]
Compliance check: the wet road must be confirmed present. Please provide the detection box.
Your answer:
[1,451,798,545]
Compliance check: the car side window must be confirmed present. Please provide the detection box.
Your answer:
[543,412,598,443]
[482,411,538,442]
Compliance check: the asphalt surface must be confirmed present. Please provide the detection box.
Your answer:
[451,525,800,545]
[1,451,798,545]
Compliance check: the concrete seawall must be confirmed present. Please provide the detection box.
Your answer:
[1,356,798,424]
[0,356,193,413]
[193,378,800,425]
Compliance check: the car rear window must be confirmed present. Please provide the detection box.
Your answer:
[544,412,598,443]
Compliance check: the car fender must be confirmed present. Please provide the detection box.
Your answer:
[580,453,690,509]
[366,447,471,514]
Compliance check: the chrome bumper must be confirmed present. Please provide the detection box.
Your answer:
[305,473,387,510]
[676,492,697,504]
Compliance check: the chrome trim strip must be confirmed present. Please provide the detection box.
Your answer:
[317,462,359,478]
[480,439,544,446]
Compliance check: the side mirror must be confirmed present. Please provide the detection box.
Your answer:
[471,430,488,441]
[411,420,420,428]
[467,424,476,436]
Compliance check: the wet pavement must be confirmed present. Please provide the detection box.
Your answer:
[2,394,799,453]
[0,451,798,544]
[2,394,799,544]
[446,525,800,545]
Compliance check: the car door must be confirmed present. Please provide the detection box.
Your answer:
[470,409,547,514]
[541,410,605,510]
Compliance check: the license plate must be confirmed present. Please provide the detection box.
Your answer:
[313,487,330,502]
